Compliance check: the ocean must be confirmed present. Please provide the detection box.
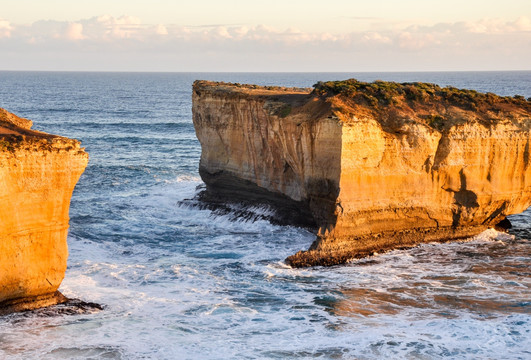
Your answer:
[0,71,529,359]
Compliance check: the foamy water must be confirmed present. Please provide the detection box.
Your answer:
[0,72,529,359]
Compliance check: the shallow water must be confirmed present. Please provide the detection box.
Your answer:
[0,71,529,359]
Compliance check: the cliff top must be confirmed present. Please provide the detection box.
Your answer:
[193,80,311,96]
[194,79,531,130]
[0,108,85,153]
[0,108,54,137]
[315,79,531,129]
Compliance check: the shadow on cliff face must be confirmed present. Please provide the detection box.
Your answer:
[449,169,481,227]
[305,177,341,237]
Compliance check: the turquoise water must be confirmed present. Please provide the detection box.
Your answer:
[0,71,529,359]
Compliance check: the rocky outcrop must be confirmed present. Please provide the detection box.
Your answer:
[0,109,88,314]
[192,80,531,267]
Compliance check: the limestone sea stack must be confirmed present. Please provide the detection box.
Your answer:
[0,108,88,314]
[192,80,531,267]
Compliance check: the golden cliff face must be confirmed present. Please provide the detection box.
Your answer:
[192,80,531,267]
[193,83,341,226]
[0,109,88,314]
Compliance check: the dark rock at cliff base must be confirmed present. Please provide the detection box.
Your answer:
[2,297,103,318]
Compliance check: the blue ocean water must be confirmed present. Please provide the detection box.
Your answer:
[0,71,530,360]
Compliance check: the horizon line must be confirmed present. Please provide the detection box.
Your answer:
[1,69,531,74]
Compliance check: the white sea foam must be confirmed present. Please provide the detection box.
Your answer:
[3,192,520,359]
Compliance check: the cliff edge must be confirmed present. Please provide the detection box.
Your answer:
[0,108,88,314]
[192,79,531,267]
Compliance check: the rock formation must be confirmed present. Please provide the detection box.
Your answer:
[0,108,88,314]
[192,80,531,267]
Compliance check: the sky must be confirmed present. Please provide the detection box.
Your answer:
[0,0,530,72]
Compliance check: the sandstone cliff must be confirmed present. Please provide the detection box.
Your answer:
[192,80,531,267]
[0,108,88,314]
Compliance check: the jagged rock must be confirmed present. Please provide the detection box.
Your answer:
[0,109,88,313]
[192,79,531,267]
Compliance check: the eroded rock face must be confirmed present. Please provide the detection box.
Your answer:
[0,109,88,314]
[192,80,531,267]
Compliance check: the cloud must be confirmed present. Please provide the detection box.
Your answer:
[0,19,13,38]
[0,15,529,71]
[397,31,437,50]
[186,23,245,29]
[514,16,531,31]
[3,14,530,46]
[65,23,85,40]
[155,24,168,36]
[90,15,143,39]
[460,16,531,34]
[362,32,391,44]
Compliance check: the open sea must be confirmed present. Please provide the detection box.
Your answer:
[0,71,530,360]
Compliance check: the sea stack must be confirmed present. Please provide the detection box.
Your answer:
[0,108,88,314]
[192,80,531,267]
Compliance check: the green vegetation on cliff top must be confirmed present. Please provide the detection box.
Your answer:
[313,79,531,111]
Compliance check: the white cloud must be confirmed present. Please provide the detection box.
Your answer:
[155,24,168,36]
[462,16,531,34]
[362,32,391,44]
[0,15,529,71]
[0,18,12,38]
[211,26,232,39]
[91,15,143,39]
[512,16,531,31]
[397,31,437,50]
[231,26,249,38]
[65,23,85,40]
[3,15,531,46]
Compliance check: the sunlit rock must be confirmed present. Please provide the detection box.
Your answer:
[0,108,88,314]
[192,80,531,267]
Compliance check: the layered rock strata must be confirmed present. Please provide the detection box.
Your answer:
[192,80,531,267]
[0,108,88,314]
